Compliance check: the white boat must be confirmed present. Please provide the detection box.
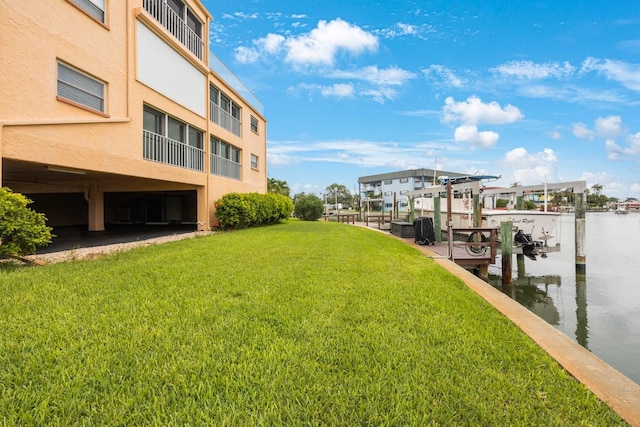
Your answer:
[615,203,629,214]
[414,197,560,245]
[409,175,562,248]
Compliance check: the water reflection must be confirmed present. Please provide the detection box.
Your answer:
[575,274,588,349]
[485,213,640,386]
[489,274,561,325]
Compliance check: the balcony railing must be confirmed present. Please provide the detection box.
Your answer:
[210,154,241,180]
[143,130,205,172]
[142,0,204,60]
[210,102,242,137]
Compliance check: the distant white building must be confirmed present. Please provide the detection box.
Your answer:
[358,168,464,213]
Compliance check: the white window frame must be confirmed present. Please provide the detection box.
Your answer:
[251,154,259,170]
[57,61,105,113]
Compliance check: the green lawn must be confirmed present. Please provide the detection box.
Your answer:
[0,221,626,425]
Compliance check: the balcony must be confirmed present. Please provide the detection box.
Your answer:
[210,102,241,137]
[142,0,204,60]
[143,130,205,172]
[210,154,241,180]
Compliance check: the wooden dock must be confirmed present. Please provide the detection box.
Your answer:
[414,227,497,268]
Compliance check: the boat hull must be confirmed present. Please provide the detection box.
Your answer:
[414,198,560,245]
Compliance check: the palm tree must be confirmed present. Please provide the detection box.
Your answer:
[591,183,603,196]
[267,178,291,197]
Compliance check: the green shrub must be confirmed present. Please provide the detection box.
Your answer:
[0,187,53,256]
[496,199,508,208]
[214,192,293,230]
[294,194,324,221]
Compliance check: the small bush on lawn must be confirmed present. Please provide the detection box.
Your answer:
[0,187,53,257]
[294,194,324,221]
[214,192,293,229]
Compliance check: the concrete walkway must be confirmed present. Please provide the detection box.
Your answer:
[374,225,640,426]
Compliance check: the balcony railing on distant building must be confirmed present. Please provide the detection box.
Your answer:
[210,102,241,137]
[143,130,205,172]
[210,154,241,180]
[142,0,203,60]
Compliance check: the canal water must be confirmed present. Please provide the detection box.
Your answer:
[487,212,640,385]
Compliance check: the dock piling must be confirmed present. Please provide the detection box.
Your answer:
[501,221,513,285]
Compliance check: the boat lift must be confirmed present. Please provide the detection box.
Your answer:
[404,177,588,278]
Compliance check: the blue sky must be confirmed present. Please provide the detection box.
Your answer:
[201,0,640,199]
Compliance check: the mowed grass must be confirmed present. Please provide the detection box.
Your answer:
[0,221,626,425]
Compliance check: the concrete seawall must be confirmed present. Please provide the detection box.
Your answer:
[380,227,640,426]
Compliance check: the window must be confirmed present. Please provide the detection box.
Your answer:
[142,104,204,171]
[143,105,164,133]
[251,154,259,170]
[166,0,183,16]
[384,191,392,196]
[384,180,393,185]
[209,84,242,136]
[250,116,259,133]
[186,9,202,37]
[188,127,203,149]
[69,0,105,23]
[57,61,105,113]
[168,117,186,143]
[400,178,409,183]
[211,136,241,179]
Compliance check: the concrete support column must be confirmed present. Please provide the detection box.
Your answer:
[197,186,208,231]
[87,183,105,232]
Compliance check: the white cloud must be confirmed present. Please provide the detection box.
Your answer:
[234,46,261,64]
[572,122,595,140]
[374,22,436,40]
[605,132,640,160]
[453,125,499,149]
[234,19,378,67]
[594,115,622,139]
[422,65,465,88]
[492,60,575,79]
[442,96,523,126]
[573,115,623,140]
[320,83,355,98]
[579,57,640,92]
[547,128,562,140]
[330,65,415,86]
[234,33,285,64]
[502,147,558,184]
[284,19,378,67]
[440,96,523,150]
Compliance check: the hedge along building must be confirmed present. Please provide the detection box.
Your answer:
[0,0,266,232]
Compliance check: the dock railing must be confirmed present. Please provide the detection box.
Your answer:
[450,227,497,266]
[364,213,392,229]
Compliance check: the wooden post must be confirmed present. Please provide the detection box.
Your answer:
[501,221,513,285]
[575,192,587,274]
[517,254,526,278]
[434,196,442,242]
[473,193,481,227]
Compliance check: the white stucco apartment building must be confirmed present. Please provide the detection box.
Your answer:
[0,0,266,232]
